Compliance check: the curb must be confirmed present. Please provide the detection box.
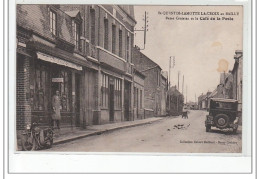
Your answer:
[53,118,163,145]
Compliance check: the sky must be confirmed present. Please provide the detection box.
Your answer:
[134,6,243,103]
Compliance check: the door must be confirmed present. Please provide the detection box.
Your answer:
[124,81,130,121]
[109,84,114,121]
[75,74,80,127]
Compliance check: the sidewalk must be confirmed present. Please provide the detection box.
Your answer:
[17,117,164,150]
[52,117,164,145]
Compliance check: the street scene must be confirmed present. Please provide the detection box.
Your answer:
[47,110,242,153]
[16,5,243,153]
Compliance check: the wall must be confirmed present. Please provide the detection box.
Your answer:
[16,55,31,130]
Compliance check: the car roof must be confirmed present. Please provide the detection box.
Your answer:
[210,98,238,103]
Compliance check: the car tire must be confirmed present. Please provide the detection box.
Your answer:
[206,125,211,132]
[214,114,229,129]
[233,128,237,134]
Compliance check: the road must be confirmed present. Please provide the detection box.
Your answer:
[46,110,242,153]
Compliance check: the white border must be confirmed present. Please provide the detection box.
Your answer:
[6,0,254,175]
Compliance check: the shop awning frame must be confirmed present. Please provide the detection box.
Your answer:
[36,52,83,71]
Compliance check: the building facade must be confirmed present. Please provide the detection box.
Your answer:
[133,68,145,120]
[132,47,167,118]
[16,4,136,130]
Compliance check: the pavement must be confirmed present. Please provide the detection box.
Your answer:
[17,117,164,150]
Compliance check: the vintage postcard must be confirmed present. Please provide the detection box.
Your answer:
[15,4,244,154]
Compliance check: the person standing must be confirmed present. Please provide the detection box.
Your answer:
[52,90,61,129]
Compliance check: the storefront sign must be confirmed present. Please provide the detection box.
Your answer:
[37,52,83,71]
[52,78,64,83]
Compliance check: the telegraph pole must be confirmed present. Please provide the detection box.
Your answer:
[178,71,180,91]
[186,85,187,104]
[168,56,175,114]
[134,11,149,50]
[182,75,184,95]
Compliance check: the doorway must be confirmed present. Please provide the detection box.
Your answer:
[75,74,81,127]
[124,81,131,121]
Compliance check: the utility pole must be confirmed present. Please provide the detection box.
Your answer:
[178,71,180,91]
[186,85,187,104]
[168,56,175,114]
[182,75,184,95]
[134,11,149,50]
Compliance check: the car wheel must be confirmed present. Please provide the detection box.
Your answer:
[214,114,229,129]
[233,128,237,134]
[206,125,211,132]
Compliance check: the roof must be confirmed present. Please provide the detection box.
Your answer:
[118,5,136,23]
[133,47,162,71]
[65,10,82,21]
[161,71,168,79]
[168,86,183,97]
[210,98,238,103]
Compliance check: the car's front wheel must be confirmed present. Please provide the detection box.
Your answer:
[214,114,229,129]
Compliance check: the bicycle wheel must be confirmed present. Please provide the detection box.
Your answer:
[45,129,53,149]
[21,133,35,151]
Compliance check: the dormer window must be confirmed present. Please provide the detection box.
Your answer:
[65,10,82,51]
[50,10,57,35]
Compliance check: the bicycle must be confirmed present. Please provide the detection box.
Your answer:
[21,122,54,151]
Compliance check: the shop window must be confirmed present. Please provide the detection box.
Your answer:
[101,73,109,108]
[104,18,109,50]
[114,78,122,109]
[50,9,57,36]
[112,24,116,54]
[33,64,50,111]
[59,70,72,112]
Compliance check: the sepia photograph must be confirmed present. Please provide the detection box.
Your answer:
[16,4,243,154]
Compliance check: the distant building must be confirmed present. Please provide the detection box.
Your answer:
[167,86,184,116]
[231,50,243,122]
[198,92,211,110]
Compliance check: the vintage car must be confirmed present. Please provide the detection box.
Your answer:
[205,98,239,133]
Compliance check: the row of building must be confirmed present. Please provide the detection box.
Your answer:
[16,4,169,130]
[198,50,243,120]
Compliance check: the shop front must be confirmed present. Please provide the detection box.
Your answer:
[29,52,83,128]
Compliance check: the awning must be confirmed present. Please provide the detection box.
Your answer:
[37,52,82,71]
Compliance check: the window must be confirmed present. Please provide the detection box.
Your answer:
[134,87,138,108]
[50,10,57,35]
[114,78,122,109]
[126,35,130,61]
[140,89,143,108]
[157,71,161,86]
[90,8,95,45]
[119,29,122,57]
[73,21,80,50]
[101,73,109,107]
[112,24,116,54]
[104,18,109,50]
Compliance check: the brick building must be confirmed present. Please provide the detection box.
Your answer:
[132,47,167,118]
[16,4,137,131]
[167,86,184,116]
